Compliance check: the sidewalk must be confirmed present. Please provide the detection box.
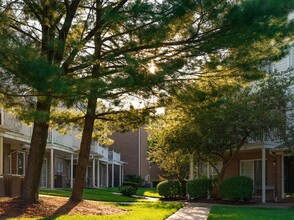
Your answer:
[166,203,212,220]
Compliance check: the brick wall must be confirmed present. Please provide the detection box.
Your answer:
[223,149,282,198]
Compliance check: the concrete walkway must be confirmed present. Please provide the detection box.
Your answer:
[166,203,212,220]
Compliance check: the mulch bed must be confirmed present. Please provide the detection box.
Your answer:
[0,196,128,219]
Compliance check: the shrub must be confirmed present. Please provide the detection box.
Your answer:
[151,180,160,188]
[119,185,137,197]
[125,174,144,185]
[122,181,139,190]
[219,176,253,201]
[157,180,182,198]
[186,178,213,199]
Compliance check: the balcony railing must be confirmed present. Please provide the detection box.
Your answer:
[247,129,283,143]
[90,142,108,159]
[1,111,32,138]
[49,130,73,148]
[108,150,121,162]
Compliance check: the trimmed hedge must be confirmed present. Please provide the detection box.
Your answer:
[157,180,182,198]
[186,178,212,199]
[125,174,144,185]
[151,180,160,188]
[122,181,139,190]
[119,185,137,197]
[219,176,253,201]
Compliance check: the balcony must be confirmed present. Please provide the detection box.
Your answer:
[108,150,121,162]
[90,142,108,160]
[247,129,283,144]
[48,130,73,148]
[1,111,32,138]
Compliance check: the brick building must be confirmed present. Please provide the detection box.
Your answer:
[109,127,162,183]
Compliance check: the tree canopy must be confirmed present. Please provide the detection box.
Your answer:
[148,72,294,183]
[1,0,294,201]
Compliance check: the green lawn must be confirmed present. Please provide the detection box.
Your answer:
[208,205,294,220]
[40,187,161,201]
[37,188,180,220]
[44,202,182,220]
[40,188,138,202]
[136,188,161,198]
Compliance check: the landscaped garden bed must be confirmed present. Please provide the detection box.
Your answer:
[0,196,127,219]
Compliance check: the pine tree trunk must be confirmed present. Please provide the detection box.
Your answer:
[21,97,51,202]
[70,1,102,201]
[70,96,97,201]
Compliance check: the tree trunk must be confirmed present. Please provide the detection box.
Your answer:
[70,0,102,201]
[21,97,51,202]
[70,96,97,201]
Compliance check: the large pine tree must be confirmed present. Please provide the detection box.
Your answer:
[0,0,294,202]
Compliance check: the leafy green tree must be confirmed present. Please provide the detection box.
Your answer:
[148,73,294,185]
[1,0,294,202]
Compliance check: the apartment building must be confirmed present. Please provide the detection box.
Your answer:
[0,109,125,189]
[198,48,294,202]
[110,127,162,184]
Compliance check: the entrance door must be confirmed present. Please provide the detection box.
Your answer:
[284,156,294,193]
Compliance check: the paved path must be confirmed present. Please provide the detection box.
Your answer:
[166,203,212,220]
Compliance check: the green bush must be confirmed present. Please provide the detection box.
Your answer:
[157,180,182,198]
[122,181,139,190]
[125,174,144,185]
[119,185,137,197]
[151,180,160,188]
[219,176,253,201]
[186,178,213,199]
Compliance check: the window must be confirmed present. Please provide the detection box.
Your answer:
[56,159,63,175]
[17,152,25,175]
[199,162,223,178]
[240,160,266,187]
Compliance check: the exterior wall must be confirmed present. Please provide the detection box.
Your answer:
[110,131,140,176]
[110,128,162,181]
[223,149,282,198]
[139,128,151,180]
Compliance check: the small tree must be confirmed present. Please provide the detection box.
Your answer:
[148,72,294,187]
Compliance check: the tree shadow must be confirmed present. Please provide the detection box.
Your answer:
[0,197,80,219]
[0,197,34,219]
[44,199,80,219]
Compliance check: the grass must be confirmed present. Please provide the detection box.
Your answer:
[136,188,161,198]
[40,187,161,201]
[208,205,294,220]
[40,188,138,202]
[45,202,183,220]
[37,188,181,220]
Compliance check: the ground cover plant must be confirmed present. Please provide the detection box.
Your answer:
[208,206,294,220]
